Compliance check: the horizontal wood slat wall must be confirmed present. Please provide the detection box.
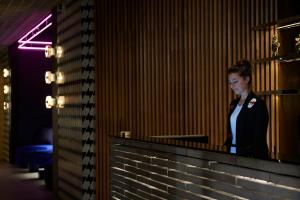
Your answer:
[55,0,96,199]
[0,50,10,163]
[95,0,278,199]
[56,1,82,199]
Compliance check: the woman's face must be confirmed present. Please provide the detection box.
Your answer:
[228,73,249,95]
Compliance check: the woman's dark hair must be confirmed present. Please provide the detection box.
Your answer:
[228,59,252,84]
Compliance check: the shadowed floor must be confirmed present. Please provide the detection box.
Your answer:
[0,163,54,200]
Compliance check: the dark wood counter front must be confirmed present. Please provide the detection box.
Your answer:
[110,137,300,200]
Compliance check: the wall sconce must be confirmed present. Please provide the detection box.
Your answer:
[56,46,64,58]
[45,96,56,109]
[45,71,55,84]
[45,45,55,58]
[3,85,10,94]
[3,102,10,110]
[3,68,10,77]
[45,71,65,84]
[45,45,63,58]
[56,71,64,84]
[45,96,65,109]
[57,96,65,108]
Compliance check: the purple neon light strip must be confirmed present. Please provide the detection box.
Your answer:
[18,22,52,45]
[18,14,52,51]
[18,46,47,50]
[18,41,52,49]
[18,14,52,43]
[18,22,53,48]
[18,41,52,45]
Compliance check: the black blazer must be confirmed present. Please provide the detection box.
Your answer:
[225,91,269,159]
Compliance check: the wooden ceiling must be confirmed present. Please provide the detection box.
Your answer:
[0,0,56,50]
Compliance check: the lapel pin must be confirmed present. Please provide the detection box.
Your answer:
[248,98,256,108]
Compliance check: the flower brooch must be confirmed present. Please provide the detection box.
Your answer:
[248,98,256,108]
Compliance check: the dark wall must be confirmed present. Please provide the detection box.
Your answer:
[9,31,53,163]
[278,0,300,20]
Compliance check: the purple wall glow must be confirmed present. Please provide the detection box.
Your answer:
[9,21,53,163]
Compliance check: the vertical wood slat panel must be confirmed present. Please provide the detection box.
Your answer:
[192,0,198,148]
[251,0,279,160]
[136,0,141,142]
[210,0,216,149]
[217,0,222,147]
[95,1,278,199]
[270,0,276,157]
[203,0,209,146]
[274,0,280,159]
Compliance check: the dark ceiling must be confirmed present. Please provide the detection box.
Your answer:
[0,0,56,50]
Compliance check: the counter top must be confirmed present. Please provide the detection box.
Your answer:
[150,134,208,143]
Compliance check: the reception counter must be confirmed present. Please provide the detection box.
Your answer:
[110,137,300,199]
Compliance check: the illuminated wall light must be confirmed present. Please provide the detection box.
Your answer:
[56,71,65,84]
[45,96,56,109]
[55,46,64,58]
[45,71,56,84]
[3,85,10,94]
[45,71,65,84]
[45,45,56,58]
[45,96,65,109]
[3,102,10,110]
[57,96,65,108]
[44,45,63,58]
[3,68,10,77]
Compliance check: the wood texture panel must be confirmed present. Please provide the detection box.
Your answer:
[56,1,82,199]
[95,0,282,199]
[55,0,96,199]
[0,50,10,163]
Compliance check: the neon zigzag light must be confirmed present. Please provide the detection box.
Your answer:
[18,14,52,51]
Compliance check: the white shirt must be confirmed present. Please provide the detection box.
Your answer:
[230,104,243,154]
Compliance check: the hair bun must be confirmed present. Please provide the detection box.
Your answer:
[228,59,253,84]
[237,59,252,72]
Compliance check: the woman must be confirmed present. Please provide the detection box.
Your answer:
[225,60,269,159]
